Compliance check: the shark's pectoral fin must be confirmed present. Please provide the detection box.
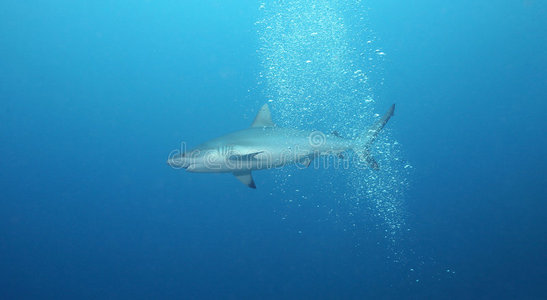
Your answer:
[233,171,256,189]
[228,151,263,161]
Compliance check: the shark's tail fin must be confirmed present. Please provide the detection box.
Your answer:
[356,104,395,169]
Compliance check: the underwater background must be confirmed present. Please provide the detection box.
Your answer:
[1,0,546,299]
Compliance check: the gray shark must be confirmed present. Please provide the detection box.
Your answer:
[168,103,395,188]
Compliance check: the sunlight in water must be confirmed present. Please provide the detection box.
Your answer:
[256,0,412,253]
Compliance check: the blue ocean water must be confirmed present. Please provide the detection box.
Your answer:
[1,0,546,299]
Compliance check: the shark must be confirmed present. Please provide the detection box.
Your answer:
[167,103,395,188]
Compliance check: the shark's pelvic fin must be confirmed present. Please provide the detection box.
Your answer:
[251,104,275,128]
[297,153,318,168]
[233,171,256,189]
[298,156,313,168]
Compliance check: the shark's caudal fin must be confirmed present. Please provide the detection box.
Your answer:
[357,104,395,169]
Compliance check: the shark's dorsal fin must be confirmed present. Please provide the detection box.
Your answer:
[233,171,256,189]
[251,104,275,128]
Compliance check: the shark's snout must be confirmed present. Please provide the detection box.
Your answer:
[167,157,189,169]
